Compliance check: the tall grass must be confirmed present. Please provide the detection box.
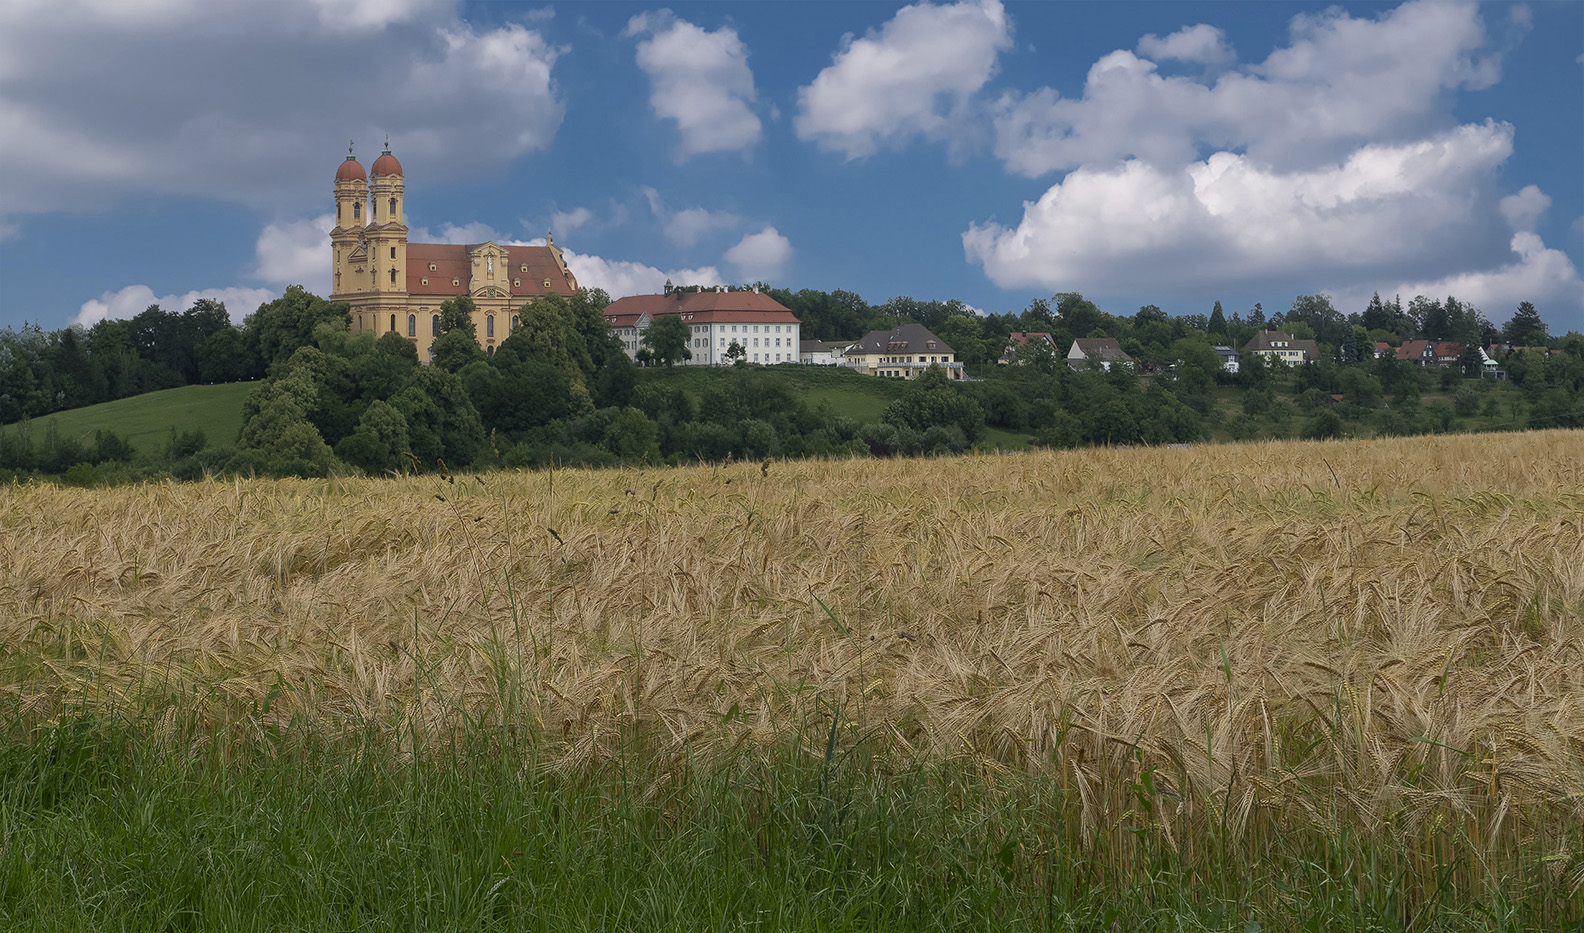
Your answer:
[2,430,1581,927]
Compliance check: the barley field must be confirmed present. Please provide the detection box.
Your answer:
[3,431,1582,925]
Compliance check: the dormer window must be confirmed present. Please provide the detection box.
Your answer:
[544,278,551,288]
[421,277,428,286]
[520,263,528,273]
[429,262,437,271]
[514,278,521,288]
[452,277,460,287]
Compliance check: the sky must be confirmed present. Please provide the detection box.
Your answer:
[1,0,1581,337]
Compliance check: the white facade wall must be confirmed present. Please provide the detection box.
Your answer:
[612,317,802,366]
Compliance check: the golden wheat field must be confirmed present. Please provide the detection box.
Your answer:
[3,431,1582,879]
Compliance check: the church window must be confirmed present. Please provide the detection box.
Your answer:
[486,316,495,338]
[390,247,396,259]
[511,315,519,331]
[431,315,440,336]
[389,197,396,217]
[407,315,416,337]
[389,268,396,284]
[487,346,495,357]
[337,204,341,222]
[353,202,360,219]
[390,314,396,332]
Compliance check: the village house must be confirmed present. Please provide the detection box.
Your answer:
[998,331,1058,365]
[1066,337,1134,371]
[1213,346,1240,374]
[602,285,802,366]
[1242,330,1319,365]
[799,339,846,366]
[845,323,964,380]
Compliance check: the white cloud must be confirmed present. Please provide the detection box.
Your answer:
[0,2,562,216]
[560,250,723,300]
[1137,24,1233,67]
[628,11,761,157]
[550,207,593,234]
[724,226,792,281]
[966,123,1520,293]
[407,221,508,245]
[994,0,1501,177]
[1498,185,1550,233]
[1338,233,1584,330]
[664,207,740,247]
[75,284,277,328]
[252,213,334,288]
[794,0,1011,158]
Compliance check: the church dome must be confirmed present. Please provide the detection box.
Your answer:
[371,145,403,177]
[336,156,366,181]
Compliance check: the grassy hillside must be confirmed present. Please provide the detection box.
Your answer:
[23,381,255,454]
[1,431,1579,927]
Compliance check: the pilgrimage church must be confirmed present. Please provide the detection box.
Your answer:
[330,140,578,358]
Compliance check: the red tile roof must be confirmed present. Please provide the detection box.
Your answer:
[602,290,799,327]
[404,243,576,299]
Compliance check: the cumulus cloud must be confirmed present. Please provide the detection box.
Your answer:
[1137,24,1234,67]
[640,185,741,247]
[724,226,792,281]
[75,284,277,328]
[560,250,723,300]
[1337,233,1584,330]
[252,214,334,288]
[0,1,563,216]
[550,207,594,234]
[967,0,1581,325]
[966,123,1519,293]
[664,207,741,247]
[795,0,1011,158]
[994,0,1501,177]
[628,10,761,157]
[1498,185,1550,233]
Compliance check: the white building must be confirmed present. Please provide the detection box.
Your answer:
[602,286,802,366]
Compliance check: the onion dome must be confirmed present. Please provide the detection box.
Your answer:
[336,140,366,181]
[371,137,402,177]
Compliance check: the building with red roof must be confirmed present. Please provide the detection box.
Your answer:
[330,140,578,359]
[602,285,802,366]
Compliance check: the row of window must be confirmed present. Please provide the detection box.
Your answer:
[390,313,517,339]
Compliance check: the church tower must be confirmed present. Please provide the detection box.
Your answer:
[365,138,409,337]
[330,142,369,331]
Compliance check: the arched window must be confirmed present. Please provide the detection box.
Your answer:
[486,315,494,338]
[389,268,396,284]
[389,314,396,332]
[407,314,416,337]
[353,202,360,219]
[337,204,342,222]
[389,197,396,218]
[487,345,495,357]
[431,315,440,336]
[511,314,519,331]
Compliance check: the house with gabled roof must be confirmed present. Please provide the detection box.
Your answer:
[845,323,964,380]
[1242,330,1319,365]
[1066,337,1134,371]
[999,331,1058,365]
[602,285,801,366]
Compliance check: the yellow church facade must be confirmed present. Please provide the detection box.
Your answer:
[330,142,579,358]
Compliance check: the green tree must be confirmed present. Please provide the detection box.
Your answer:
[334,399,411,474]
[1503,301,1548,346]
[881,366,986,443]
[234,368,336,475]
[1208,301,1228,338]
[248,286,351,371]
[641,314,693,366]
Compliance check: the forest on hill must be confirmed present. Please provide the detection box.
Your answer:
[1,283,1581,482]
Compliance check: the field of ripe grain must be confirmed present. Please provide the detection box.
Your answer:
[4,432,1582,893]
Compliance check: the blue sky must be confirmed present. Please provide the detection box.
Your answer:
[1,0,1581,336]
